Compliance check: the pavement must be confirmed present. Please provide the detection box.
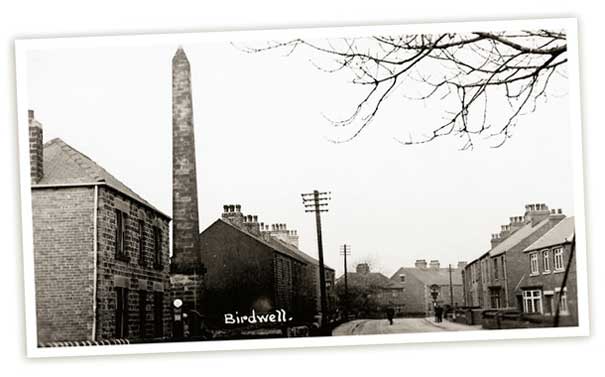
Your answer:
[332,317,481,336]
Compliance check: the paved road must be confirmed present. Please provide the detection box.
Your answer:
[333,318,478,336]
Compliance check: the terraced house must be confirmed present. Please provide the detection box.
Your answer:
[519,217,577,326]
[463,203,567,313]
[198,204,335,327]
[29,110,172,345]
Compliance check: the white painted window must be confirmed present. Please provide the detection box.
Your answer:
[553,247,565,271]
[522,289,543,314]
[530,253,539,275]
[542,250,551,273]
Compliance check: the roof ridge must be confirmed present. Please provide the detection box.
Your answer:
[215,219,310,265]
[41,138,168,218]
[50,138,104,182]
[523,216,575,252]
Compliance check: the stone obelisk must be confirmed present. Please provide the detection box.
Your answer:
[171,47,202,273]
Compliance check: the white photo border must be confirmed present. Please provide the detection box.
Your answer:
[15,17,589,358]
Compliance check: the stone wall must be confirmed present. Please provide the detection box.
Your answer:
[94,186,171,340]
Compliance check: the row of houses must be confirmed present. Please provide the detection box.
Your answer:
[462,204,577,326]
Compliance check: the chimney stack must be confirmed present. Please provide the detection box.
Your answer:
[491,233,502,248]
[457,261,467,269]
[429,260,440,270]
[28,110,43,184]
[356,263,370,274]
[221,203,244,227]
[171,47,202,273]
[415,259,427,269]
[524,203,550,225]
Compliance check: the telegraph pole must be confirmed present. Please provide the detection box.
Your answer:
[339,244,351,320]
[302,190,331,335]
[448,264,454,307]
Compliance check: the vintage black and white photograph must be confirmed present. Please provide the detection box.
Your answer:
[16,18,588,357]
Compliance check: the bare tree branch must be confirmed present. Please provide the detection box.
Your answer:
[234,29,568,148]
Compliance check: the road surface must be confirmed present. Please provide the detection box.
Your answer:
[332,318,480,336]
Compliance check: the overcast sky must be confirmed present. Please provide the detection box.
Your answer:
[25,31,575,277]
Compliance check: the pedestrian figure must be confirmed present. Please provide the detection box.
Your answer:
[435,304,443,323]
[386,307,395,325]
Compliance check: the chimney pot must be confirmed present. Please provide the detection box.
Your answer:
[235,204,241,212]
[28,109,34,121]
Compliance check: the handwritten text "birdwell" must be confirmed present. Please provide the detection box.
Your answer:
[224,309,293,325]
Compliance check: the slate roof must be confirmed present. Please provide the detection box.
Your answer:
[523,217,575,252]
[391,266,463,286]
[212,218,334,270]
[341,271,405,289]
[35,138,168,218]
[489,218,551,257]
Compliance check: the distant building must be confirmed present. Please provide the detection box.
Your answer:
[518,217,577,325]
[338,263,405,317]
[29,111,172,344]
[391,260,465,316]
[198,204,335,326]
[463,203,567,311]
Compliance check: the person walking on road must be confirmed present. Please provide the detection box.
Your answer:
[386,307,395,325]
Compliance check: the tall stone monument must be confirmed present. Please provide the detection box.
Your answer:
[171,47,202,273]
[170,47,205,335]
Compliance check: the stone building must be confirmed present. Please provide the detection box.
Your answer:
[29,111,172,344]
[390,260,465,316]
[519,216,577,326]
[198,204,335,326]
[462,203,566,311]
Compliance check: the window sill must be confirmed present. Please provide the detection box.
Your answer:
[116,255,130,263]
[553,269,565,274]
[529,273,540,277]
[542,271,551,275]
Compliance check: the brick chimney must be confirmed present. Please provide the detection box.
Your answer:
[171,47,202,273]
[263,223,299,248]
[221,204,244,227]
[429,260,440,270]
[415,259,427,269]
[499,224,512,239]
[242,214,261,236]
[356,263,370,274]
[524,203,551,225]
[509,216,525,232]
[457,261,467,270]
[28,110,43,184]
[549,208,565,221]
[491,233,502,248]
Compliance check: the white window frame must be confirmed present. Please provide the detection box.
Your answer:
[530,253,539,276]
[542,249,551,274]
[522,289,543,314]
[553,247,565,272]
